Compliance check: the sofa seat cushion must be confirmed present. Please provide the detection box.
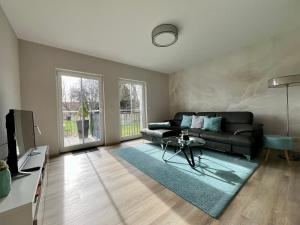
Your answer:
[199,131,254,147]
[188,128,204,137]
[200,131,233,144]
[140,128,178,138]
[230,135,254,147]
[224,123,256,134]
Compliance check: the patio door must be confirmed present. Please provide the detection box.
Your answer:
[119,79,147,140]
[57,69,104,152]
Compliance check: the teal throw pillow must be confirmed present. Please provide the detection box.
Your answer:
[180,115,193,128]
[203,117,222,132]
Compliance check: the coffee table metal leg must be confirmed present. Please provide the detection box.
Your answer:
[163,149,183,161]
[181,146,196,167]
[197,148,203,163]
[161,142,168,161]
[189,146,196,167]
[162,141,182,162]
[162,142,203,168]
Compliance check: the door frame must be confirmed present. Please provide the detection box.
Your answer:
[119,78,147,141]
[56,68,105,153]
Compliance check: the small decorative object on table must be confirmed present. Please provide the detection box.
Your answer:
[181,129,189,141]
[0,160,11,198]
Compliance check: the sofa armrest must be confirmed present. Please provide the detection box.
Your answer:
[148,122,171,130]
[234,129,253,135]
[164,119,176,126]
[234,123,263,135]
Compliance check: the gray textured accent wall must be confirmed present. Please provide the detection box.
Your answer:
[170,29,300,136]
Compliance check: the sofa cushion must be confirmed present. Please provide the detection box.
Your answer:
[199,131,253,147]
[203,117,222,132]
[188,128,204,137]
[200,131,233,144]
[230,135,254,147]
[215,112,253,124]
[140,128,178,138]
[191,115,205,129]
[181,115,193,128]
[148,122,170,130]
[173,112,195,126]
[224,123,255,134]
[204,140,231,153]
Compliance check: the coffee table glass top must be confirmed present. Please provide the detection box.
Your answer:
[162,136,206,147]
[161,136,205,168]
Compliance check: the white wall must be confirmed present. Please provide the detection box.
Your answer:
[169,29,300,137]
[0,6,21,159]
[19,40,169,156]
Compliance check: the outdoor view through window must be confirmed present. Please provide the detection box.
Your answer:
[119,80,145,139]
[59,72,103,150]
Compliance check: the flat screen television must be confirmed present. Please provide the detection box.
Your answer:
[6,109,36,176]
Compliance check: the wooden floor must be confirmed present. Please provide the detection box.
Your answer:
[42,139,300,225]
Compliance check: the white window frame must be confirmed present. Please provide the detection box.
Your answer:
[119,78,147,141]
[56,68,105,152]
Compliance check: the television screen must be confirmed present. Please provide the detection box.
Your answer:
[6,109,36,176]
[13,110,35,158]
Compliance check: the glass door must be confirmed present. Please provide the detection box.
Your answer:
[57,70,104,152]
[119,79,146,140]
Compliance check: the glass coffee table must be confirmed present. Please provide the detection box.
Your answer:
[161,136,206,168]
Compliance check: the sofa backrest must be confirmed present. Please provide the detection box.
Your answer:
[173,111,253,133]
[173,112,195,126]
[195,112,216,117]
[215,112,253,133]
[215,112,253,124]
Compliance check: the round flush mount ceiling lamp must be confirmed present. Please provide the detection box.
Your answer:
[152,24,178,47]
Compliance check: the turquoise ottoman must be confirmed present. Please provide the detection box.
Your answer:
[264,135,293,165]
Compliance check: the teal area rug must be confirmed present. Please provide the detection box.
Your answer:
[114,143,259,218]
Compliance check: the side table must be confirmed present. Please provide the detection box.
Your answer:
[264,135,293,166]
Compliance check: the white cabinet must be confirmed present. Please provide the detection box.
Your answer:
[0,146,48,225]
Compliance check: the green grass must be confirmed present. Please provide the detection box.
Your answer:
[121,123,140,137]
[64,120,77,134]
[64,120,140,137]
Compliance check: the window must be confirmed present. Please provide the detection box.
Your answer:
[119,79,146,140]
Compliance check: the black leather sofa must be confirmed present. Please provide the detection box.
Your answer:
[141,111,263,160]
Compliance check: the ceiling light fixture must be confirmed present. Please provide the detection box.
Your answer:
[152,24,178,47]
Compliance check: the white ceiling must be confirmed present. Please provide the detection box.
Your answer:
[1,0,300,74]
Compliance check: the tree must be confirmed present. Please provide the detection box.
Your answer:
[62,81,80,111]
[119,83,131,111]
[131,85,140,111]
[119,83,140,112]
[81,79,99,110]
[62,81,69,110]
[62,79,100,112]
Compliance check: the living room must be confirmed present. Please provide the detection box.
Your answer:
[0,1,299,225]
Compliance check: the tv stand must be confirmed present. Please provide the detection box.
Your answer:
[30,150,41,156]
[13,171,32,179]
[21,166,41,173]
[0,146,48,225]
